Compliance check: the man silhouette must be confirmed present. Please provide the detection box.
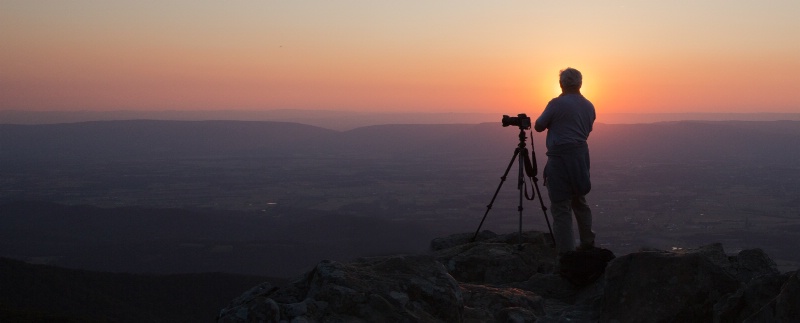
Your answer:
[534,67,596,253]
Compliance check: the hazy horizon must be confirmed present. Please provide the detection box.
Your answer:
[4,109,800,131]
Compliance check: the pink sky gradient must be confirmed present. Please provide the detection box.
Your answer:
[2,1,799,116]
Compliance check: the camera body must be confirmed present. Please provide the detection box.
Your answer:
[502,113,532,130]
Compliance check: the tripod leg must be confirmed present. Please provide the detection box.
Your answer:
[517,148,525,247]
[472,148,520,242]
[532,178,555,248]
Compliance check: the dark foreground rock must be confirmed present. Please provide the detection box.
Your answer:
[218,231,800,323]
[218,255,463,322]
[601,244,741,322]
[742,271,800,322]
[431,231,556,284]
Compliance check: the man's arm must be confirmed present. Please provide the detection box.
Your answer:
[534,121,547,132]
[534,104,552,132]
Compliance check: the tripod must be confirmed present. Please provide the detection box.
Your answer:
[472,128,555,248]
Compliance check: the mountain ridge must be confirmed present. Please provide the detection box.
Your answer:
[4,119,800,163]
[4,109,800,130]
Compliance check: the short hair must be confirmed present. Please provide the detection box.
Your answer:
[559,67,582,89]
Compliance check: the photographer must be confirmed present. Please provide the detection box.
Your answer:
[534,67,596,254]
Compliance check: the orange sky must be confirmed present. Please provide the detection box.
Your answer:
[1,1,799,116]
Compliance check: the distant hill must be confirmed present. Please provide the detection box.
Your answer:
[3,119,800,164]
[0,109,501,131]
[590,120,800,163]
[3,109,800,130]
[0,120,338,160]
[0,256,277,323]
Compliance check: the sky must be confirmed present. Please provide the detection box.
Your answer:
[2,1,799,116]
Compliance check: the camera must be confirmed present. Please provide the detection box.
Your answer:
[502,113,532,130]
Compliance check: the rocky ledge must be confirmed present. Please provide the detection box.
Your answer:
[218,231,799,322]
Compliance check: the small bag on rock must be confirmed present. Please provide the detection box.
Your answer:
[559,247,616,286]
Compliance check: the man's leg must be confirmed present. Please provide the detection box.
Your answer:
[550,198,575,253]
[572,195,595,249]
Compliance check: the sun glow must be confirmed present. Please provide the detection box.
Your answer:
[528,65,603,114]
[2,2,800,114]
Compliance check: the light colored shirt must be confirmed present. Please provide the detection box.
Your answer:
[534,93,596,150]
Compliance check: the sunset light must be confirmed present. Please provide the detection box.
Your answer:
[4,2,800,320]
[1,1,799,116]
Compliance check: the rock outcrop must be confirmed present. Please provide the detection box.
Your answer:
[431,231,556,284]
[218,231,800,322]
[601,244,741,322]
[218,255,463,322]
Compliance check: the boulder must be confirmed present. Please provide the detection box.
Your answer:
[430,230,498,251]
[727,248,779,283]
[773,271,800,321]
[460,283,545,321]
[601,244,740,322]
[510,272,606,321]
[711,248,786,322]
[218,255,464,322]
[432,231,556,284]
[558,247,616,286]
[714,271,789,322]
[218,282,280,323]
[743,271,800,322]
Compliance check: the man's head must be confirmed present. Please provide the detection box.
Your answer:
[559,67,582,91]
